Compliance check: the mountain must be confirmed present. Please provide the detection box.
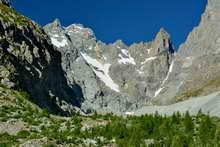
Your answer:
[43,0,220,115]
[1,0,220,116]
[0,1,82,115]
[2,0,220,146]
[153,0,220,105]
[44,21,174,114]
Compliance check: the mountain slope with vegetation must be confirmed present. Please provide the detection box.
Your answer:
[0,1,83,115]
[1,84,220,146]
[1,0,220,146]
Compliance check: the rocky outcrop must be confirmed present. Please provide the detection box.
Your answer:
[153,0,220,104]
[44,20,174,113]
[0,0,11,7]
[0,3,83,115]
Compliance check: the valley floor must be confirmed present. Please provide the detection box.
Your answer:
[1,85,220,146]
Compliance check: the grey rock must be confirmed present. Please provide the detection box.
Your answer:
[19,137,49,147]
[0,121,26,135]
[153,0,220,104]
[44,20,174,114]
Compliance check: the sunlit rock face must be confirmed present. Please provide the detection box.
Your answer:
[44,19,174,113]
[153,0,220,104]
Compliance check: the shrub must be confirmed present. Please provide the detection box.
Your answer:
[16,130,30,139]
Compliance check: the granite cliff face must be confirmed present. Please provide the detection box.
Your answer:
[44,21,174,113]
[2,0,220,115]
[0,2,82,115]
[44,0,220,112]
[153,0,220,104]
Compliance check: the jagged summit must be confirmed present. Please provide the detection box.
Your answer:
[155,27,171,40]
[153,0,220,105]
[52,18,62,27]
[113,40,127,47]
[46,19,174,55]
[66,23,85,30]
[44,19,175,113]
[148,28,175,55]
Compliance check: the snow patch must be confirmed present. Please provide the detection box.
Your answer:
[118,54,136,65]
[51,38,68,48]
[103,55,107,61]
[51,34,59,38]
[81,53,120,92]
[137,69,144,74]
[154,87,164,97]
[125,112,135,116]
[88,46,93,50]
[121,49,129,56]
[118,49,136,65]
[161,61,174,85]
[147,49,151,54]
[154,61,174,97]
[141,57,157,65]
[116,45,121,49]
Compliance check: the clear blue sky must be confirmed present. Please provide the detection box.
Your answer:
[13,0,207,49]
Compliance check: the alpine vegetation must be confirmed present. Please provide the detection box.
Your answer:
[1,0,220,146]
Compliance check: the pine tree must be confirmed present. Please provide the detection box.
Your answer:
[198,115,214,145]
[214,125,220,145]
[184,111,194,134]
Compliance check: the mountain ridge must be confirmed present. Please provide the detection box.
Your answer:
[44,19,174,114]
[2,1,220,146]
[0,1,82,115]
[1,0,220,116]
[153,0,220,105]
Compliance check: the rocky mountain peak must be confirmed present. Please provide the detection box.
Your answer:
[155,28,170,40]
[0,0,11,7]
[44,19,176,113]
[67,24,84,30]
[153,0,220,105]
[65,23,96,42]
[44,18,64,36]
[52,18,62,27]
[113,40,127,48]
[152,28,174,54]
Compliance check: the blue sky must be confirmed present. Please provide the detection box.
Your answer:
[13,0,207,49]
